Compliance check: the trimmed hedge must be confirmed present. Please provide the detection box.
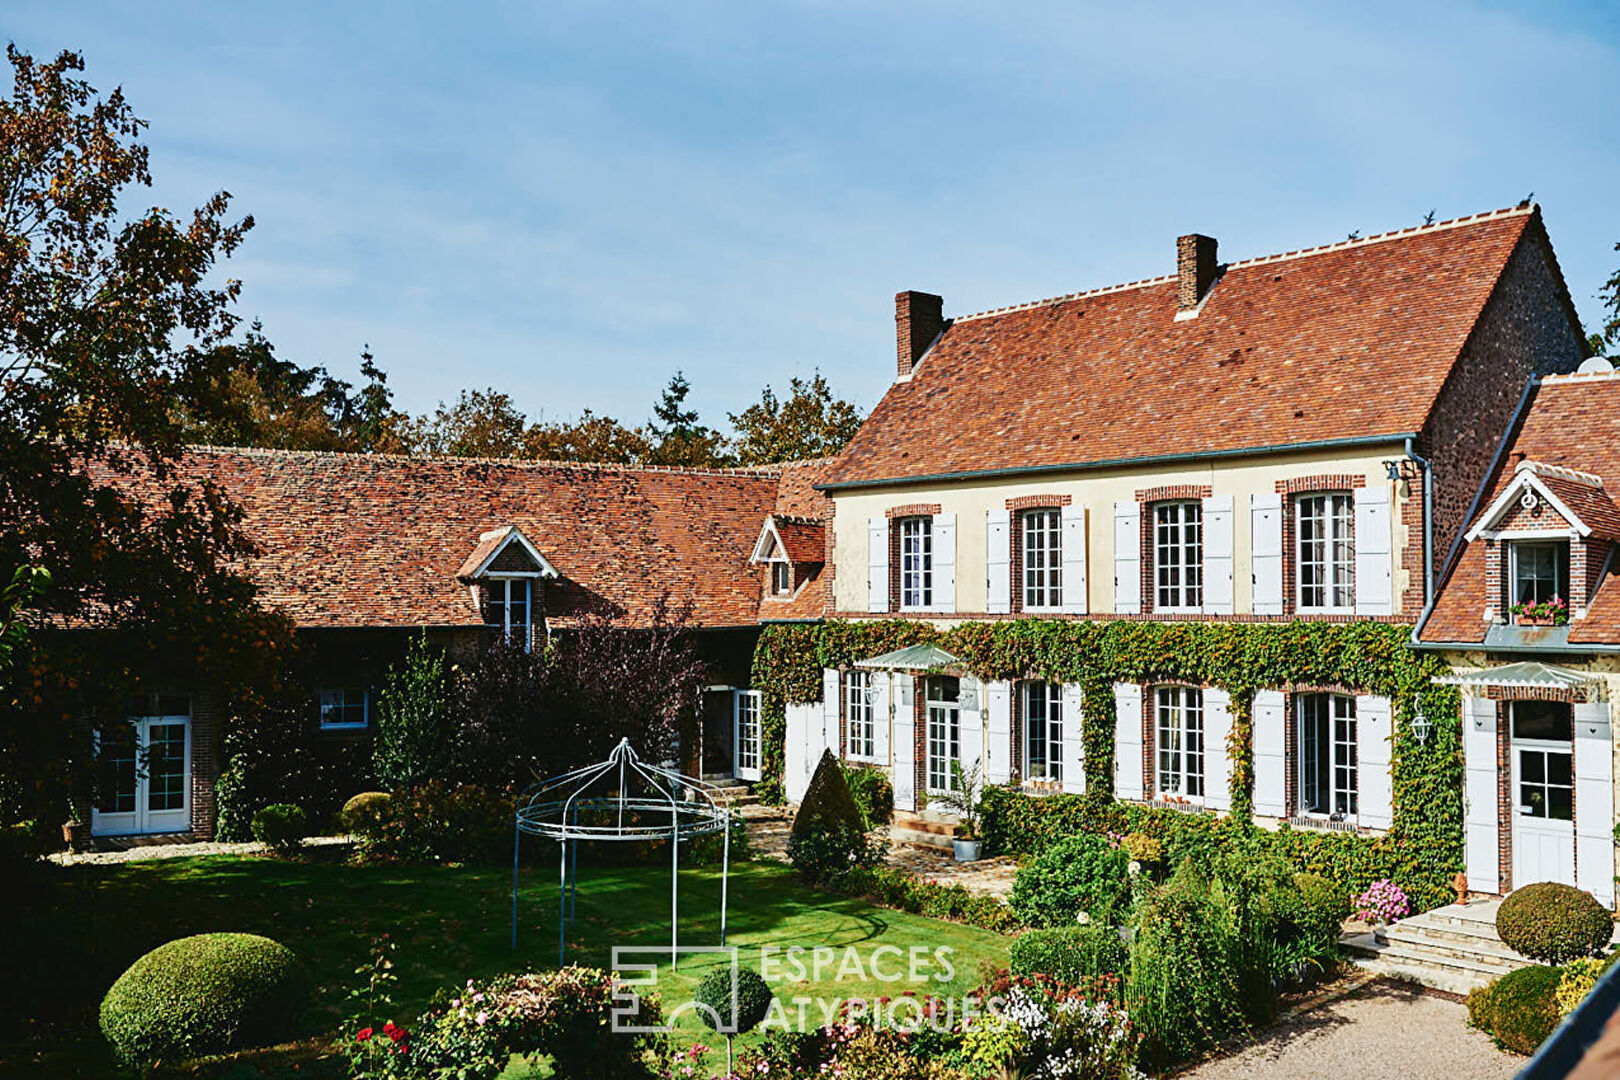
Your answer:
[250,803,308,853]
[830,864,1023,933]
[1496,883,1614,964]
[1009,833,1130,928]
[99,933,311,1065]
[1468,964,1563,1055]
[750,619,1462,911]
[694,967,773,1036]
[1010,924,1127,984]
[340,791,392,834]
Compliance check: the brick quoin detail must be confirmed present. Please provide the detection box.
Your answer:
[1141,684,1156,798]
[1140,505,1155,614]
[1006,494,1073,511]
[1283,691,1298,819]
[1010,512,1025,615]
[1497,703,1512,893]
[190,688,217,839]
[886,503,941,519]
[823,499,836,615]
[1134,485,1211,503]
[837,669,848,758]
[888,524,901,611]
[914,680,928,802]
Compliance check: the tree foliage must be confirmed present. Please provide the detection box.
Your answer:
[373,633,452,791]
[729,372,862,465]
[0,46,292,826]
[1598,240,1620,353]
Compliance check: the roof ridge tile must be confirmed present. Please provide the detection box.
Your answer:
[183,443,784,480]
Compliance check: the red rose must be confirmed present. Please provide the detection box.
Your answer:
[356,1027,373,1041]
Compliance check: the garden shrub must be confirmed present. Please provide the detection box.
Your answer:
[374,631,452,790]
[1010,923,1128,984]
[1294,872,1350,955]
[1122,832,1164,875]
[1009,832,1130,928]
[843,763,894,828]
[99,933,311,1066]
[250,803,309,853]
[792,750,867,838]
[340,791,392,835]
[1468,964,1563,1055]
[693,966,773,1035]
[498,966,662,1079]
[1126,882,1246,1068]
[356,780,511,865]
[787,824,881,886]
[1497,883,1614,964]
[832,864,1022,932]
[1555,955,1616,1016]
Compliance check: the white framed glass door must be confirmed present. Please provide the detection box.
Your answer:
[926,676,961,794]
[1510,701,1575,889]
[93,706,191,836]
[733,690,762,782]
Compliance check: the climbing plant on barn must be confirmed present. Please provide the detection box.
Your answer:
[750,618,1463,908]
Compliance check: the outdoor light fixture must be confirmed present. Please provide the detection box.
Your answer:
[1410,696,1432,746]
[1384,458,1422,483]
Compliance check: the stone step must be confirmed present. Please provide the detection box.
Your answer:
[891,811,959,836]
[890,826,955,851]
[1351,954,1495,996]
[1383,931,1528,972]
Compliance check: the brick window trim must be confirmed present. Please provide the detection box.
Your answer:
[1134,485,1212,503]
[1006,494,1073,511]
[886,503,941,520]
[1497,704,1512,893]
[1485,685,1592,704]
[1276,475,1368,495]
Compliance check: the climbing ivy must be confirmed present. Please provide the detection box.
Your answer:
[750,619,1463,908]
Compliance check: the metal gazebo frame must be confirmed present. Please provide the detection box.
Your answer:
[511,737,733,968]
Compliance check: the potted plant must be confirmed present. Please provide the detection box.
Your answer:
[1353,878,1411,944]
[62,790,92,853]
[937,759,985,862]
[1511,595,1570,626]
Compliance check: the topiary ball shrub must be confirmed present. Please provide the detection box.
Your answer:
[100,933,311,1066]
[340,791,392,835]
[1497,882,1614,964]
[250,804,309,854]
[1009,833,1130,928]
[1467,964,1563,1055]
[1009,923,1127,985]
[693,966,773,1036]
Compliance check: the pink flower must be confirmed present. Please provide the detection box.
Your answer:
[475,1010,489,1025]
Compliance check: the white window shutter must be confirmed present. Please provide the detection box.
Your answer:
[1253,689,1287,818]
[1113,502,1142,615]
[1356,694,1393,829]
[933,513,956,613]
[871,674,891,765]
[1251,492,1284,616]
[1354,487,1394,616]
[1464,696,1500,895]
[821,669,841,763]
[985,681,1012,784]
[867,517,889,613]
[1575,702,1614,908]
[892,673,916,811]
[959,679,984,777]
[1061,505,1089,614]
[1202,495,1234,615]
[1113,683,1143,800]
[1204,687,1232,812]
[1062,682,1087,794]
[784,703,818,801]
[986,510,1011,614]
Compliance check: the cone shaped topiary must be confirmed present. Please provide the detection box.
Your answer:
[791,750,866,838]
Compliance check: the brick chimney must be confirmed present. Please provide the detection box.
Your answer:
[895,290,944,376]
[1176,234,1219,313]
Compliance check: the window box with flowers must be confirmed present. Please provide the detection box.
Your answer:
[1511,596,1569,627]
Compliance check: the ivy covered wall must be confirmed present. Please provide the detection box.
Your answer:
[750,619,1464,908]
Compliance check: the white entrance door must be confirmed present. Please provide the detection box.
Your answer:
[93,711,191,836]
[733,690,762,782]
[1512,739,1576,889]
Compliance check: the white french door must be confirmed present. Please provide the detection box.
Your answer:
[93,711,191,836]
[1512,739,1575,889]
[926,677,962,795]
[733,690,762,782]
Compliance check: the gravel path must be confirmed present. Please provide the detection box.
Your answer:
[48,834,352,866]
[1178,981,1520,1080]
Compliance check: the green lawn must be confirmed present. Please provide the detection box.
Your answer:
[0,851,1010,1077]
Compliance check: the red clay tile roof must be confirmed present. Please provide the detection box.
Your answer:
[1537,473,1620,541]
[772,519,827,564]
[772,458,835,518]
[170,447,785,630]
[758,563,828,622]
[1420,372,1620,644]
[825,207,1547,488]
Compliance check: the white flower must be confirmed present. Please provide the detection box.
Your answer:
[1128,860,1142,874]
[1075,911,1091,925]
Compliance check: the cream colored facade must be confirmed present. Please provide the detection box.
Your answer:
[830,446,1412,617]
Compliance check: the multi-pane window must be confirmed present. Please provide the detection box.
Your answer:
[1515,700,1574,822]
[1298,693,1357,818]
[1154,502,1202,611]
[735,690,762,776]
[1023,680,1064,784]
[1297,494,1355,611]
[319,688,370,730]
[900,517,933,609]
[1022,510,1063,610]
[771,561,793,596]
[1511,541,1569,605]
[487,578,532,649]
[926,676,960,793]
[145,720,187,811]
[1155,686,1204,798]
[846,671,875,759]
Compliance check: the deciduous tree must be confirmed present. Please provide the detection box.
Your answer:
[729,371,862,465]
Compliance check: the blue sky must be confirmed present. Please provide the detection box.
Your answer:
[7,2,1619,426]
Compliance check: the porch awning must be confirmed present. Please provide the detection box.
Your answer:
[1435,661,1602,692]
[854,643,961,671]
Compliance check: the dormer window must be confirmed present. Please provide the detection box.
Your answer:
[771,561,792,596]
[1511,540,1569,606]
[486,578,532,649]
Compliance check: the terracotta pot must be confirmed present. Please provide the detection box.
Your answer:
[62,820,91,853]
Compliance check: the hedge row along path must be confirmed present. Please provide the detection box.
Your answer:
[750,619,1464,909]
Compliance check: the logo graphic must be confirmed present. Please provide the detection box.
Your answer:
[611,945,740,1034]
